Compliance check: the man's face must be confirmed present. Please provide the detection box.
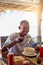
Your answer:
[20,23,29,36]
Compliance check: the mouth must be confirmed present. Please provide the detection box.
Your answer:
[22,33,27,36]
[19,31,27,37]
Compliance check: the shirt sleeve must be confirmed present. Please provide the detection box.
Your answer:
[3,33,18,47]
[3,36,12,47]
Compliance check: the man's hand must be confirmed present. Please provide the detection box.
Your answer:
[35,46,40,53]
[18,36,24,42]
[15,36,24,43]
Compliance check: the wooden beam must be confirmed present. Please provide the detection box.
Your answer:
[0,2,30,12]
[0,2,43,12]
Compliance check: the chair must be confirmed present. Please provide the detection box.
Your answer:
[1,36,8,47]
[1,36,8,58]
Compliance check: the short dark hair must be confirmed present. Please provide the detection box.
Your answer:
[20,20,29,25]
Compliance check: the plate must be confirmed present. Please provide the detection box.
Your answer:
[22,52,36,57]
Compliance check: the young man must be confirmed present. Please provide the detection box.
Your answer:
[1,20,40,55]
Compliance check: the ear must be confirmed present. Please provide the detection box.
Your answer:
[18,26,21,30]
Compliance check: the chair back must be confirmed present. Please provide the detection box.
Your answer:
[1,36,8,58]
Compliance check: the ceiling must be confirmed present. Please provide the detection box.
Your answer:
[0,0,40,5]
[0,0,43,12]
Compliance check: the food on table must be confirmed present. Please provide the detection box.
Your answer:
[22,60,30,65]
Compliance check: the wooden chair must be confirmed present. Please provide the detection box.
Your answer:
[1,36,8,58]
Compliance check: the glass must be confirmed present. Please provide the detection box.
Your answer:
[7,53,14,65]
[37,57,41,64]
[40,45,43,58]
[37,53,41,64]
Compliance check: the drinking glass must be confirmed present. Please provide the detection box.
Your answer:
[7,53,14,65]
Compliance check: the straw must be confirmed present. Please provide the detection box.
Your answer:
[7,47,10,53]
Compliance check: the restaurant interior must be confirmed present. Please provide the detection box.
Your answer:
[0,0,43,65]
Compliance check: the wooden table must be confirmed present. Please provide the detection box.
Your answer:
[0,55,42,65]
[0,50,41,65]
[4,55,41,65]
[14,56,37,65]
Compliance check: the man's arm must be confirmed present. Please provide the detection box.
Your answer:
[1,40,17,52]
[1,36,24,52]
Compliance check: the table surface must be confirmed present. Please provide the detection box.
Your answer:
[0,55,41,65]
[0,50,42,65]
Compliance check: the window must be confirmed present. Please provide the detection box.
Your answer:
[0,10,38,39]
